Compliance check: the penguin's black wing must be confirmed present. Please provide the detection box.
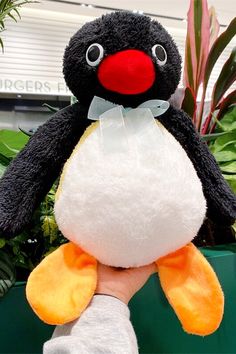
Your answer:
[159,105,236,226]
[0,102,89,237]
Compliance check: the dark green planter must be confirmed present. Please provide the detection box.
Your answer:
[130,244,236,353]
[0,245,236,353]
[0,282,54,353]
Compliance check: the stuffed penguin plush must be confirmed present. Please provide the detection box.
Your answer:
[0,11,235,335]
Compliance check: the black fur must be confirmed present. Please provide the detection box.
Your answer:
[0,103,89,236]
[0,11,235,237]
[158,106,236,226]
[63,11,181,107]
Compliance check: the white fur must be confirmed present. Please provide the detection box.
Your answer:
[54,121,206,267]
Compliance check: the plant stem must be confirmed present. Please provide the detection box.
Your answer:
[209,120,217,134]
[197,85,207,132]
[209,110,225,133]
[201,110,213,135]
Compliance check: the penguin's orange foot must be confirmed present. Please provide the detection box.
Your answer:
[26,242,97,325]
[156,243,224,336]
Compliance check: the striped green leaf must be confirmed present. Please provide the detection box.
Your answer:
[184,0,210,94]
[212,47,236,109]
[0,250,15,298]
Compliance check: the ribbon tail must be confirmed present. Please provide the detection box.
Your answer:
[138,99,170,117]
[99,106,129,153]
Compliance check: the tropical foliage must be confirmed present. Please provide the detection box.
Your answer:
[182,0,236,135]
[209,106,236,193]
[182,0,236,246]
[0,249,15,297]
[0,129,67,288]
[0,0,35,50]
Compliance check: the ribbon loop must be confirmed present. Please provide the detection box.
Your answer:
[88,96,119,121]
[88,96,170,121]
[88,96,170,154]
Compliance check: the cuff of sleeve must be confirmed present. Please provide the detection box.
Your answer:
[91,294,130,318]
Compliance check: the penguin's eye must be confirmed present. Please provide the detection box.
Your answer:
[86,43,104,66]
[152,44,167,66]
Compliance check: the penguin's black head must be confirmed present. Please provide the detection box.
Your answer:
[63,11,181,107]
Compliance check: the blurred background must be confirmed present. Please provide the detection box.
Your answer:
[0,0,235,131]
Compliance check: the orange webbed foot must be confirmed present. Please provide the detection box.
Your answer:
[26,242,97,325]
[156,243,224,336]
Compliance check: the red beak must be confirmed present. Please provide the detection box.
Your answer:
[97,49,155,95]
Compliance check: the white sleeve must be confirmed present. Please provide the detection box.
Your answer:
[43,295,139,354]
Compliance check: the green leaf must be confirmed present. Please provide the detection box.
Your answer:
[42,103,59,112]
[42,215,58,243]
[212,47,236,109]
[213,131,236,152]
[13,7,21,19]
[0,163,6,178]
[13,245,19,255]
[194,0,202,63]
[0,152,10,165]
[0,0,10,13]
[181,86,196,118]
[0,142,18,159]
[70,96,78,105]
[223,174,236,194]
[13,232,30,243]
[0,141,19,157]
[0,0,37,52]
[19,126,37,137]
[232,222,236,234]
[204,17,236,90]
[209,6,220,49]
[7,12,17,22]
[0,250,15,298]
[216,90,236,122]
[184,35,195,91]
[0,129,29,158]
[220,161,236,174]
[201,131,229,141]
[215,106,236,133]
[213,148,236,162]
[0,37,4,52]
[15,254,27,266]
[184,0,210,93]
[0,239,6,248]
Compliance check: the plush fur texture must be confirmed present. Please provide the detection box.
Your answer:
[0,11,235,240]
[158,106,236,226]
[63,11,181,107]
[55,120,206,267]
[0,103,90,236]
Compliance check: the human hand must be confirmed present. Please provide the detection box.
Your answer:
[96,262,157,304]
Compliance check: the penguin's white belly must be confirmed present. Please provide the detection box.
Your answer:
[55,121,206,267]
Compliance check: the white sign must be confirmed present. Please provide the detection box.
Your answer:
[0,79,71,96]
